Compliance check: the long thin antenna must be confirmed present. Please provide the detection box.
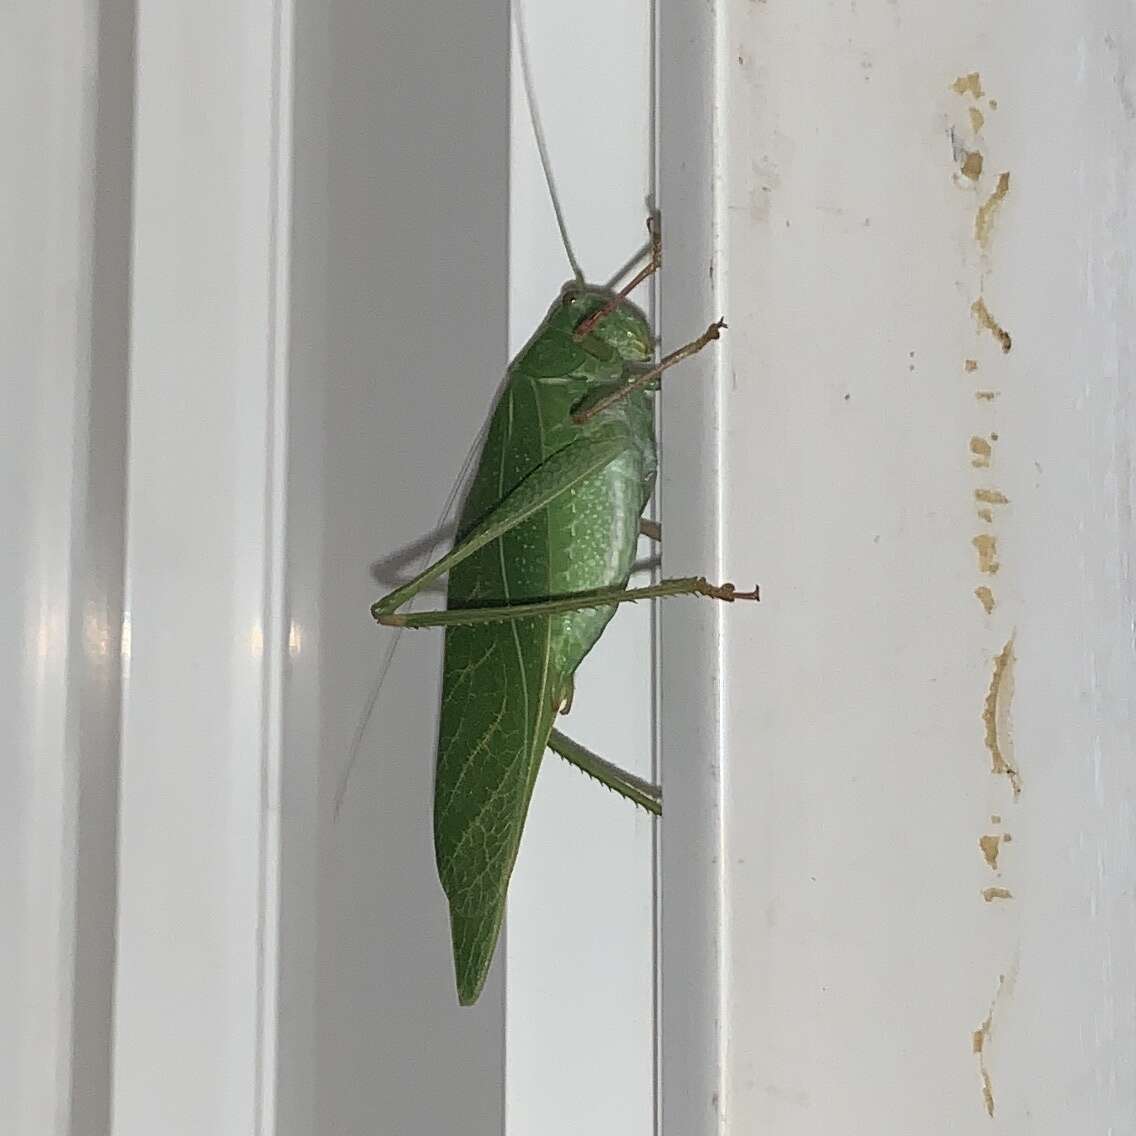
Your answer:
[513,0,585,284]
[332,417,491,818]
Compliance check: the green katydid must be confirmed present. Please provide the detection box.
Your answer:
[369,216,758,1005]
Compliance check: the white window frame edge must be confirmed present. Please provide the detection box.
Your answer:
[110,0,294,1131]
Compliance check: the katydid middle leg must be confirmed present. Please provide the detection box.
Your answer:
[546,729,661,815]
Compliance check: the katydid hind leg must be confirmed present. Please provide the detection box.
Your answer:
[377,575,759,629]
[547,728,661,816]
[370,427,758,629]
[370,433,632,621]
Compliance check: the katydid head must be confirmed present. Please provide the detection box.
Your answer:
[558,286,652,364]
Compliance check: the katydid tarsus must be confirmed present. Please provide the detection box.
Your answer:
[363,9,759,1008]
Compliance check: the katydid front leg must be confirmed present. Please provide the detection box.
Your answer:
[573,212,662,342]
[572,319,727,424]
[370,432,757,628]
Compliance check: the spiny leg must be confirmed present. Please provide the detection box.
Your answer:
[371,426,758,628]
[375,576,759,629]
[572,319,726,425]
[371,433,632,622]
[547,728,661,816]
[573,212,662,342]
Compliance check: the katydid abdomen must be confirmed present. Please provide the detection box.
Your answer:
[435,292,656,1004]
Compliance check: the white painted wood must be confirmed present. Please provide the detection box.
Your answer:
[661,1,1136,1132]
[1,3,131,1134]
[507,2,657,1133]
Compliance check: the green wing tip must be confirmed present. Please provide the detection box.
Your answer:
[455,955,491,1007]
[450,903,501,1007]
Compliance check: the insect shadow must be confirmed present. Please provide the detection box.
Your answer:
[369,522,459,598]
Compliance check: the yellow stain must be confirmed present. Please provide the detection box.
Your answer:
[983,637,1021,796]
[952,72,985,99]
[975,172,1011,248]
[975,488,1009,505]
[972,298,1012,353]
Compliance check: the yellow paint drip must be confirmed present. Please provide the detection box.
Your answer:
[972,534,1000,574]
[975,172,1011,248]
[975,488,1009,505]
[952,72,985,99]
[972,297,1012,352]
[979,834,1001,869]
[983,637,1021,796]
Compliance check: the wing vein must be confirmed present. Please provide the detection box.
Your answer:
[530,379,555,769]
[497,387,531,752]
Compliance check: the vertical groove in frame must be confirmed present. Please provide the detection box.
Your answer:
[647,0,661,1132]
[503,2,513,1127]
[256,0,294,1129]
[69,0,134,1130]
[709,0,729,1125]
[658,0,723,1130]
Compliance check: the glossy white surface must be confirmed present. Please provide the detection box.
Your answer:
[663,1,1136,1132]
[111,2,287,1132]
[507,2,657,1134]
[2,4,130,1135]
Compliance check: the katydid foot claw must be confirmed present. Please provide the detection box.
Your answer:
[698,578,760,603]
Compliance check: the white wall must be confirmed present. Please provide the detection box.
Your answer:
[661,1,1136,1133]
